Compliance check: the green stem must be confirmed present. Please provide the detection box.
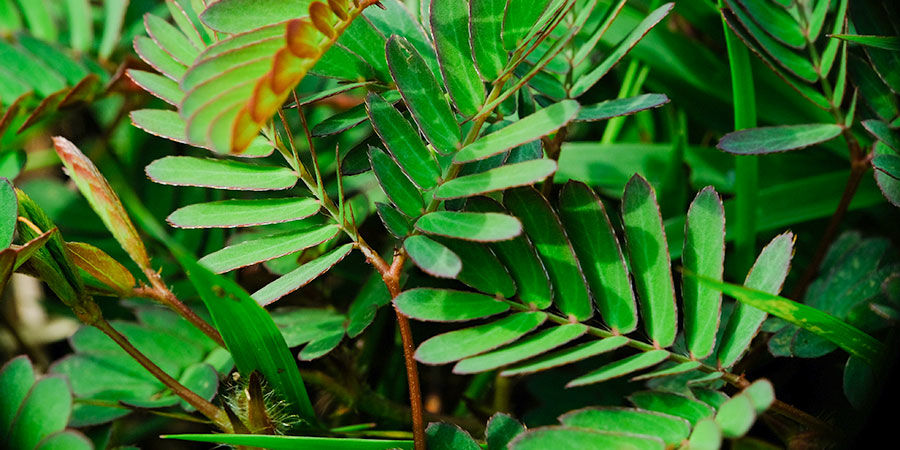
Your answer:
[719,0,758,276]
[600,59,649,144]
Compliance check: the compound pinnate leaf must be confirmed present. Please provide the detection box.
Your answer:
[366,93,441,190]
[252,244,354,306]
[681,187,725,359]
[415,211,522,242]
[622,175,677,348]
[717,232,794,368]
[404,235,462,278]
[387,35,461,155]
[505,187,592,320]
[576,93,670,122]
[455,100,579,163]
[167,198,320,229]
[431,0,485,117]
[717,124,843,155]
[435,159,558,200]
[567,350,669,388]
[393,288,509,322]
[510,427,665,450]
[559,181,637,333]
[415,312,547,364]
[199,225,340,274]
[146,156,298,191]
[559,407,691,446]
[453,324,587,374]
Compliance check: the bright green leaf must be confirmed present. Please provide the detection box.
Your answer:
[567,350,669,387]
[164,434,413,449]
[200,0,313,33]
[510,427,665,450]
[576,93,669,122]
[147,156,298,191]
[393,288,509,322]
[435,159,558,200]
[715,394,755,438]
[199,225,339,274]
[415,312,547,364]
[560,407,690,446]
[252,244,354,306]
[453,324,587,374]
[470,0,507,80]
[404,235,462,279]
[431,0,486,117]
[502,336,628,376]
[166,198,320,229]
[628,390,715,425]
[415,211,522,242]
[366,93,441,189]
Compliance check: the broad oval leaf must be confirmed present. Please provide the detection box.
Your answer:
[199,225,340,273]
[453,323,588,374]
[166,197,320,229]
[622,175,677,348]
[415,312,547,364]
[717,124,843,155]
[434,159,558,200]
[252,244,354,306]
[415,211,522,242]
[146,156,298,191]
[559,407,691,446]
[431,0,485,117]
[404,235,462,278]
[714,395,755,438]
[393,288,509,322]
[686,419,722,450]
[386,35,461,154]
[559,181,638,334]
[681,187,725,359]
[366,93,441,189]
[455,100,580,163]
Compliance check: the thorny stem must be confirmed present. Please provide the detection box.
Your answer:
[92,317,231,431]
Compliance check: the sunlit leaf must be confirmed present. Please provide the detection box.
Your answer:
[415,211,522,242]
[393,288,509,322]
[415,312,546,365]
[435,159,558,200]
[510,427,665,450]
[167,198,320,229]
[146,156,298,191]
[404,235,462,278]
[470,0,507,80]
[252,244,354,306]
[628,391,714,426]
[199,225,340,274]
[502,336,628,376]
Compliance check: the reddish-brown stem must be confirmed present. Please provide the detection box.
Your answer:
[135,274,225,348]
[92,318,230,431]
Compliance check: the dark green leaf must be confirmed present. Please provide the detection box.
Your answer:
[486,413,525,450]
[501,0,551,51]
[366,93,441,189]
[404,235,462,278]
[510,427,665,450]
[735,0,805,49]
[505,187,593,320]
[376,202,413,238]
[387,35,461,154]
[862,120,900,153]
[502,336,629,376]
[559,181,638,333]
[567,350,670,387]
[431,0,486,117]
[717,124,843,155]
[167,198,320,229]
[370,147,425,217]
[426,423,480,450]
[437,237,516,297]
[435,159,558,200]
[146,156,298,191]
[416,211,522,242]
[560,407,691,445]
[393,288,509,322]
[453,324,587,374]
[252,244,354,306]
[622,175,677,347]
[200,225,340,273]
[831,34,900,51]
[576,93,669,122]
[415,312,547,364]
[469,0,507,80]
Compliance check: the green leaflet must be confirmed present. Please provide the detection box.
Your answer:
[386,35,461,155]
[366,93,441,189]
[66,242,135,294]
[1,178,16,248]
[576,93,669,122]
[431,0,486,117]
[0,40,66,97]
[453,324,587,374]
[393,288,509,322]
[717,124,843,154]
[686,419,722,450]
[415,211,522,242]
[99,0,128,60]
[434,159,558,200]
[427,423,481,450]
[874,154,900,180]
[339,17,390,81]
[16,34,89,85]
[127,70,183,105]
[466,197,552,309]
[145,13,200,66]
[742,379,775,414]
[717,232,794,368]
[571,3,673,97]
[369,147,425,217]
[486,413,525,450]
[714,395,754,438]
[469,0,507,80]
[455,100,579,163]
[5,376,71,450]
[559,408,691,446]
[146,156,298,191]
[200,0,312,33]
[438,237,516,297]
[199,225,340,273]
[567,350,670,388]
[622,175,677,348]
[734,0,805,49]
[628,391,715,426]
[166,197,320,229]
[681,187,725,359]
[699,274,885,367]
[134,36,186,81]
[252,244,354,306]
[34,431,92,450]
[863,119,900,152]
[559,181,638,333]
[16,0,56,41]
[502,0,551,51]
[132,109,273,158]
[510,427,665,450]
[0,356,36,437]
[376,202,413,238]
[630,360,703,381]
[164,434,413,449]
[502,337,628,376]
[504,187,592,320]
[404,235,462,278]
[414,312,547,364]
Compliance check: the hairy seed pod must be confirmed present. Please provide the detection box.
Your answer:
[327,0,349,20]
[286,19,320,58]
[309,1,336,38]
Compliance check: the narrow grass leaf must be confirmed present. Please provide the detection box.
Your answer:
[831,34,900,51]
[370,147,425,217]
[466,197,552,309]
[455,100,579,163]
[146,156,298,191]
[252,244,353,306]
[717,232,794,368]
[167,198,320,229]
[435,159,558,200]
[416,211,522,242]
[681,187,725,359]
[560,407,690,446]
[510,427,665,450]
[415,312,547,364]
[199,225,340,273]
[576,94,669,122]
[366,93,441,189]
[505,187,593,320]
[567,350,669,387]
[431,0,485,117]
[404,235,462,278]
[453,324,587,374]
[622,175,678,347]
[163,434,413,449]
[387,35,461,154]
[502,336,628,376]
[469,0,507,80]
[628,391,714,425]
[393,288,509,322]
[717,124,843,154]
[559,181,637,333]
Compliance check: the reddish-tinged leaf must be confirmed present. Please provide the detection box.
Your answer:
[66,242,135,294]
